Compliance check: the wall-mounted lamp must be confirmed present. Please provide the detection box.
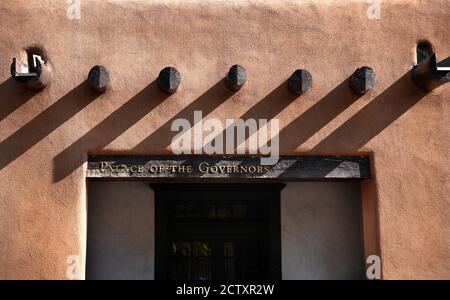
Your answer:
[88,65,110,92]
[350,66,377,95]
[412,52,450,91]
[10,53,52,89]
[225,65,247,92]
[288,69,312,94]
[158,66,181,94]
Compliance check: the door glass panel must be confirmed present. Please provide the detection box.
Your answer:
[216,204,231,219]
[169,200,263,221]
[170,241,211,280]
[224,242,236,280]
[170,201,216,220]
[165,197,271,279]
[232,204,247,219]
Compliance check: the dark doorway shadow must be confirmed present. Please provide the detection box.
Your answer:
[203,80,299,153]
[0,78,40,122]
[313,71,428,152]
[132,79,234,152]
[53,80,169,182]
[0,81,101,171]
[273,76,361,151]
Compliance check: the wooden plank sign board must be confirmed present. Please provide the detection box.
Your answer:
[87,156,370,181]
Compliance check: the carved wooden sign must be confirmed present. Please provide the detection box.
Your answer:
[87,156,370,181]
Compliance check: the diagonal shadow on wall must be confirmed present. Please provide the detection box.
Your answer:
[312,71,429,152]
[262,76,361,152]
[53,80,169,182]
[0,78,40,122]
[239,80,299,121]
[0,81,101,171]
[132,79,234,152]
[202,79,299,152]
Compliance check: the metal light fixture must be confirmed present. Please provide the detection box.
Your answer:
[11,53,52,89]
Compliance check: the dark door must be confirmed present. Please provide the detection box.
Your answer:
[153,184,284,280]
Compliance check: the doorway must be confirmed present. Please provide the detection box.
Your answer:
[153,184,284,280]
[86,181,364,280]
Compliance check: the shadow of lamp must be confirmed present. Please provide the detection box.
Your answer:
[412,52,450,91]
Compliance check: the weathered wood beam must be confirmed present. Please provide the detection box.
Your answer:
[87,155,371,181]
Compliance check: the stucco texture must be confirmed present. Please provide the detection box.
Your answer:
[0,0,449,279]
[281,182,363,279]
[86,181,155,280]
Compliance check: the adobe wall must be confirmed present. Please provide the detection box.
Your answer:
[281,182,363,279]
[0,0,448,279]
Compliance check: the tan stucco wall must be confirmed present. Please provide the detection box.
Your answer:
[86,181,154,280]
[0,0,448,279]
[281,182,363,279]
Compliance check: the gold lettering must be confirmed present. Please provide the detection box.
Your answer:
[177,165,187,173]
[100,162,109,172]
[199,162,208,173]
[99,161,272,176]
